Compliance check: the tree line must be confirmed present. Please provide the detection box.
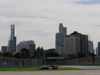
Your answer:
[0,47,94,59]
[0,47,59,59]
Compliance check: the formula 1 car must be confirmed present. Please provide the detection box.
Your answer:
[37,65,58,70]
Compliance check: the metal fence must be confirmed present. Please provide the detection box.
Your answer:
[0,57,43,67]
[0,56,100,67]
[46,56,100,65]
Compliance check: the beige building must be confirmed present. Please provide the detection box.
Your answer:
[17,40,35,57]
[64,35,81,56]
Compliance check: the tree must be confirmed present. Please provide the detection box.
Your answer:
[3,52,14,57]
[46,52,59,57]
[0,52,2,56]
[20,48,30,59]
[36,47,41,59]
[89,53,96,66]
[36,47,45,59]
[77,53,86,58]
[20,48,30,68]
[41,47,45,57]
[67,54,78,59]
[14,53,21,58]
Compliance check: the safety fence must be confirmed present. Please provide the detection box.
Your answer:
[45,56,100,65]
[0,57,42,67]
[0,56,100,67]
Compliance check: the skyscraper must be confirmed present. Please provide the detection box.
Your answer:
[98,42,100,55]
[88,41,94,54]
[55,23,67,55]
[8,24,16,52]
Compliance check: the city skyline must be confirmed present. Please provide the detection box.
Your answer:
[0,0,100,50]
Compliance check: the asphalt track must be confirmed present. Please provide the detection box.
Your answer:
[0,66,100,75]
[0,70,100,75]
[62,66,100,70]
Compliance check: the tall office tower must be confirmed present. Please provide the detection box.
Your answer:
[55,23,67,55]
[88,41,94,54]
[17,40,35,57]
[98,42,100,55]
[8,24,16,52]
[64,31,88,56]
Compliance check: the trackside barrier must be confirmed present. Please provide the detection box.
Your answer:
[0,56,100,67]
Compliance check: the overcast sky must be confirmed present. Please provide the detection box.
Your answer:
[0,0,100,50]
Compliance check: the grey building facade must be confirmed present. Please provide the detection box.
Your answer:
[64,35,81,56]
[80,34,88,56]
[2,46,7,52]
[17,40,35,57]
[98,42,100,55]
[64,31,88,56]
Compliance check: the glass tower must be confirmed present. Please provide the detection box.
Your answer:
[56,23,67,55]
[8,24,16,52]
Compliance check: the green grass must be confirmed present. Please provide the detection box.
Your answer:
[0,66,82,71]
[58,67,82,70]
[0,67,37,71]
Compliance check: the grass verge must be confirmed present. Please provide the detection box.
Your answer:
[58,67,82,70]
[0,67,82,71]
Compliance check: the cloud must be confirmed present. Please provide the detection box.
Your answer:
[0,0,100,50]
[74,0,100,4]
[24,30,54,37]
[93,25,100,27]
